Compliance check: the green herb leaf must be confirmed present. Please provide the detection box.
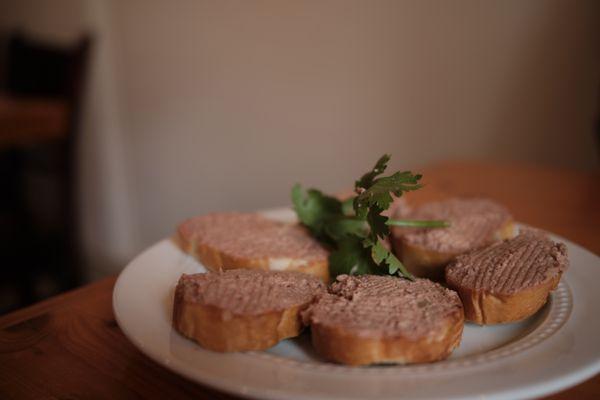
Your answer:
[366,206,389,239]
[355,154,390,189]
[291,184,341,237]
[354,171,422,219]
[370,240,411,276]
[341,197,355,216]
[329,236,378,276]
[291,154,446,280]
[385,252,405,275]
[370,240,389,264]
[324,217,367,241]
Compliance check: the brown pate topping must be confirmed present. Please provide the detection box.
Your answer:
[303,274,463,340]
[395,198,512,253]
[178,212,329,261]
[446,230,568,295]
[176,269,325,315]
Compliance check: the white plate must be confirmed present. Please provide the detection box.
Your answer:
[113,208,600,400]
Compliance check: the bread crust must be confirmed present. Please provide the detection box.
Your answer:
[309,309,464,366]
[396,220,515,281]
[172,281,308,352]
[176,231,330,283]
[446,273,561,325]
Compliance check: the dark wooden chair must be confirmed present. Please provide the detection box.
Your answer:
[0,32,91,313]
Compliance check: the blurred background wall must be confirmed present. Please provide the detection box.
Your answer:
[1,0,599,280]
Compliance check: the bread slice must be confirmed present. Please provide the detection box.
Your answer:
[445,230,568,324]
[177,212,330,282]
[173,269,325,352]
[391,198,514,280]
[302,275,464,365]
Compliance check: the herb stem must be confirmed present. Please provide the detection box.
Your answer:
[386,219,450,228]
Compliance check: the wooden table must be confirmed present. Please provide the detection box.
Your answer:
[0,161,598,399]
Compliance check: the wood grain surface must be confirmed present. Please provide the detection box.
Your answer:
[0,161,598,400]
[0,95,70,148]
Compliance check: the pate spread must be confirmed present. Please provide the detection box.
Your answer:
[303,274,462,340]
[446,230,568,295]
[176,269,325,315]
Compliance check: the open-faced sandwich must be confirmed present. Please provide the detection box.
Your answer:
[173,269,325,351]
[178,212,329,282]
[446,229,568,324]
[303,274,464,365]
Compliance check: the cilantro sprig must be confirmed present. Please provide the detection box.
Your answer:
[292,154,449,280]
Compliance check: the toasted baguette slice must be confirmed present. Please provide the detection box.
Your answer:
[391,198,514,280]
[173,269,325,352]
[177,212,330,282]
[302,275,464,365]
[445,230,568,324]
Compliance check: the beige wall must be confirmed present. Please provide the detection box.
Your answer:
[2,0,599,277]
